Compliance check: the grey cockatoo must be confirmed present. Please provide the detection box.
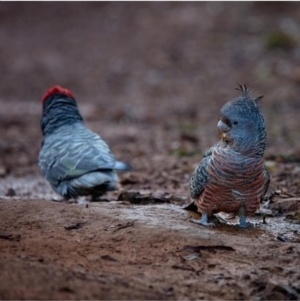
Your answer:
[38,85,131,200]
[189,84,270,228]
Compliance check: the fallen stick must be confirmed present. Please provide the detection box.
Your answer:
[180,245,235,252]
[113,220,137,232]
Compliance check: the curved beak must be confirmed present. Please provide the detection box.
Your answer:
[217,120,230,133]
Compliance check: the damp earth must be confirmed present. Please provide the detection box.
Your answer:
[0,2,300,300]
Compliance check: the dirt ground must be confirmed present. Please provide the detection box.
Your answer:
[0,2,300,300]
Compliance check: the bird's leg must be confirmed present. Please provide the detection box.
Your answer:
[238,206,254,228]
[190,212,215,227]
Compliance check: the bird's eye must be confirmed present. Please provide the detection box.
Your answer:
[233,121,238,125]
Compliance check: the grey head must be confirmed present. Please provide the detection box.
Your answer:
[41,85,83,136]
[217,83,267,157]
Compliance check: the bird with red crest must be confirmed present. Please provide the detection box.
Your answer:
[39,85,131,200]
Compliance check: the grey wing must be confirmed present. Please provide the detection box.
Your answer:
[203,142,220,157]
[189,145,216,199]
[39,127,117,186]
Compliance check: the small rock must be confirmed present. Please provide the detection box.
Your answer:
[277,236,286,242]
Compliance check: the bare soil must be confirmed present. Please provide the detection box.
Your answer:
[0,2,300,300]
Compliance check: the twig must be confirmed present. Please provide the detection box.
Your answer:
[0,233,21,241]
[180,245,235,252]
[0,234,12,240]
[64,222,86,230]
[113,220,137,232]
[276,197,300,203]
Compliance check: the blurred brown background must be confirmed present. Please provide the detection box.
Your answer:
[0,2,300,176]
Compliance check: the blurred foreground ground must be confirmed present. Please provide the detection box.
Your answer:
[0,2,300,300]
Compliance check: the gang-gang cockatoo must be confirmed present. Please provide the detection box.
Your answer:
[39,86,131,200]
[189,84,270,228]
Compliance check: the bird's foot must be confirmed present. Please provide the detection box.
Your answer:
[190,213,215,227]
[238,215,260,228]
[190,218,215,227]
[239,221,254,228]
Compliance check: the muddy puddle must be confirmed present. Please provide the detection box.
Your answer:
[0,175,298,245]
[1,190,299,300]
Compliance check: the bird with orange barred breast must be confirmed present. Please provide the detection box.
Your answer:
[189,84,270,228]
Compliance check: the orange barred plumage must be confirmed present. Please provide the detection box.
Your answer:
[196,147,269,216]
[189,84,270,228]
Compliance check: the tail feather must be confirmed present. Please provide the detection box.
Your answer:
[114,161,132,171]
[56,171,118,199]
[71,171,118,188]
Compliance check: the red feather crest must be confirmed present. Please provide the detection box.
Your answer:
[42,85,74,102]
